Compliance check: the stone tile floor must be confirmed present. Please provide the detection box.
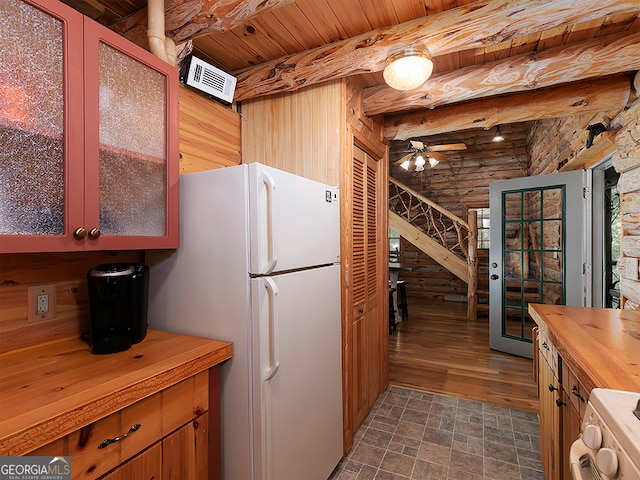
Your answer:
[330,386,545,480]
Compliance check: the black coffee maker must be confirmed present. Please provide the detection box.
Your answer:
[87,263,149,354]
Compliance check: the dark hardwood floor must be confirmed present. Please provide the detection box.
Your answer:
[388,296,540,412]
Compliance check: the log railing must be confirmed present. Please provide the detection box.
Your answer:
[389,177,478,320]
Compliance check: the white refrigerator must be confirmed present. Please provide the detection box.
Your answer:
[147,163,343,480]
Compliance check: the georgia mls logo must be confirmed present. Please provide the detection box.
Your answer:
[0,456,71,480]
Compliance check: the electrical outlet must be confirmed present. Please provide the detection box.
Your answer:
[28,285,56,323]
[37,294,49,313]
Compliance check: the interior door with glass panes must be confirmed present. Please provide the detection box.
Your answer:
[488,171,587,358]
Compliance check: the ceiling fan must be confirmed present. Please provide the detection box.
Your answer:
[395,140,467,171]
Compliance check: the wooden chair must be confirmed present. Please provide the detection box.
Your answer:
[396,280,408,321]
[389,287,397,334]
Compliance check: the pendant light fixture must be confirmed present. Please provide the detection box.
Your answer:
[383,48,433,91]
[492,125,504,142]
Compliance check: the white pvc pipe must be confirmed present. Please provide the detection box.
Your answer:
[147,0,170,64]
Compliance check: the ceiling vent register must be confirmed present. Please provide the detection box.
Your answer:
[182,55,237,104]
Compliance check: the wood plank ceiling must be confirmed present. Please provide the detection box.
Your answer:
[67,0,640,168]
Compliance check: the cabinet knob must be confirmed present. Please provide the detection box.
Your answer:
[73,227,87,239]
[555,398,565,407]
[358,308,364,314]
[88,228,101,239]
[490,274,499,280]
[548,384,558,392]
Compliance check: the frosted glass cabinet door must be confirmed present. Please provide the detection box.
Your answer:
[82,22,179,250]
[0,0,84,251]
[98,44,167,237]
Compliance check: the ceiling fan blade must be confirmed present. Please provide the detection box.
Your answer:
[409,140,424,150]
[427,151,448,161]
[429,143,467,151]
[395,152,414,165]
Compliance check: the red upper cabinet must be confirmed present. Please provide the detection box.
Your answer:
[0,0,179,253]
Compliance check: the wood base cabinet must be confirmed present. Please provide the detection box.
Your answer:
[30,371,216,480]
[531,304,640,480]
[537,324,588,480]
[538,347,561,480]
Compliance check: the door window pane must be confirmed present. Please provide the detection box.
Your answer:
[502,185,566,343]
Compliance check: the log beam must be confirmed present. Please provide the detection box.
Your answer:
[365,31,640,116]
[109,0,295,48]
[232,0,640,101]
[384,75,632,140]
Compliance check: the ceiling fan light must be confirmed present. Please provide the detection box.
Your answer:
[428,157,439,168]
[492,126,504,142]
[415,164,425,172]
[400,159,410,170]
[414,155,426,168]
[383,48,433,91]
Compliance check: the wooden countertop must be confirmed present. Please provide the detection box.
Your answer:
[0,330,233,456]
[529,304,640,394]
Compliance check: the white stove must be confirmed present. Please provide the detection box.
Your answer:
[570,388,640,480]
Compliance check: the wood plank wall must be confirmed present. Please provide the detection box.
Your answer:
[0,88,241,354]
[178,85,242,173]
[239,80,343,186]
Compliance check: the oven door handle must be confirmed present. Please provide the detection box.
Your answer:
[569,438,592,480]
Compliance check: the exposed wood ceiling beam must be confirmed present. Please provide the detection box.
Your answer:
[109,0,295,47]
[384,75,632,140]
[232,0,640,101]
[364,32,640,116]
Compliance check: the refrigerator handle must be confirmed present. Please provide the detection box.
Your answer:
[263,277,280,381]
[261,172,278,274]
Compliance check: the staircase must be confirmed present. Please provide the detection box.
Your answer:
[388,177,478,320]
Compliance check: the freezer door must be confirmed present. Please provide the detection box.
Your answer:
[250,265,343,480]
[248,163,340,275]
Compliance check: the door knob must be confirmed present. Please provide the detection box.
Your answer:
[490,274,499,280]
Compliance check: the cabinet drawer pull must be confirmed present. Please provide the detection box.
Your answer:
[571,385,585,402]
[98,424,141,449]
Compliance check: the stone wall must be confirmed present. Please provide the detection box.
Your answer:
[612,97,640,309]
